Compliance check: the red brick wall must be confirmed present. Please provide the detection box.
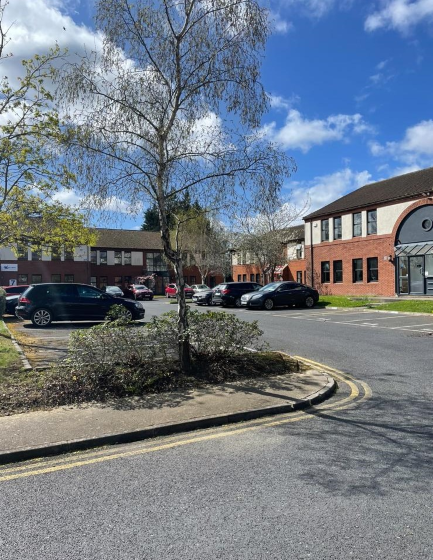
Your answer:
[305,234,396,296]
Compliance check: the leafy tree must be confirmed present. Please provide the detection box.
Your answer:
[0,1,94,253]
[141,205,160,232]
[58,0,293,372]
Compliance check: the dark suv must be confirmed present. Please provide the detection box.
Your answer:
[15,283,145,327]
[212,282,262,308]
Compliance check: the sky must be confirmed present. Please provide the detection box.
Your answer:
[4,0,433,229]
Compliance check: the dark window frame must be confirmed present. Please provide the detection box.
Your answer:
[367,210,377,235]
[333,260,343,283]
[64,274,74,283]
[321,219,329,242]
[367,257,379,282]
[353,212,362,237]
[352,258,363,283]
[321,261,330,283]
[99,251,107,265]
[333,216,342,240]
[51,274,61,283]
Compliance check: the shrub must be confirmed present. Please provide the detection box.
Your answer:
[58,309,266,401]
[0,287,6,317]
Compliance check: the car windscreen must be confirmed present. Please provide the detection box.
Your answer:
[258,283,281,292]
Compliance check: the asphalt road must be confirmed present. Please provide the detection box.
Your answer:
[1,301,432,559]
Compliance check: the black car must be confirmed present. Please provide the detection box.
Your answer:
[15,283,145,327]
[212,282,262,308]
[241,281,319,310]
[4,294,20,315]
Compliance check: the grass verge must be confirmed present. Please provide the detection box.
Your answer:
[317,296,433,313]
[0,351,303,416]
[0,320,23,378]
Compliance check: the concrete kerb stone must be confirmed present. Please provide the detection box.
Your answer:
[0,372,336,466]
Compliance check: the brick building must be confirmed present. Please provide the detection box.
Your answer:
[0,229,223,294]
[231,225,306,285]
[304,167,433,297]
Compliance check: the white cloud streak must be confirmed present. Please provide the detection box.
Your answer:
[365,0,433,34]
[262,109,373,153]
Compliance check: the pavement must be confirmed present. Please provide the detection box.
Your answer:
[0,338,336,465]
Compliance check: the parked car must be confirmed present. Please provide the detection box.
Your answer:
[191,284,210,293]
[212,282,262,308]
[130,284,154,300]
[4,294,20,315]
[192,288,217,306]
[103,285,124,297]
[241,281,319,310]
[2,285,29,295]
[15,283,145,327]
[165,283,194,298]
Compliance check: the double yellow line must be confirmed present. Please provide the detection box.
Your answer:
[0,358,372,483]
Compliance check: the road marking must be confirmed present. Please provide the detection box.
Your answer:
[0,360,372,484]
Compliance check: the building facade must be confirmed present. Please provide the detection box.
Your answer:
[0,229,223,294]
[304,167,433,297]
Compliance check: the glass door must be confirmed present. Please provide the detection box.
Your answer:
[398,256,408,294]
[425,254,433,296]
[409,256,424,294]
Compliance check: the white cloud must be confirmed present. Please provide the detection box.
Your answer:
[365,0,433,34]
[263,109,372,153]
[269,11,294,34]
[289,168,372,215]
[370,120,433,162]
[2,0,102,89]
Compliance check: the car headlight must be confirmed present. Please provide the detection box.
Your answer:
[250,294,262,300]
[134,302,142,308]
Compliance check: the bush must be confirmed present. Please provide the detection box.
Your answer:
[58,309,266,401]
[0,287,6,317]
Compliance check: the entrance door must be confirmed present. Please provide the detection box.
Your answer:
[425,255,433,296]
[409,256,424,294]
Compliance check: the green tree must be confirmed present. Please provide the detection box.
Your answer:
[58,0,293,372]
[0,1,94,253]
[141,205,160,232]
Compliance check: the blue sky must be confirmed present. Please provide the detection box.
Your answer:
[5,0,433,228]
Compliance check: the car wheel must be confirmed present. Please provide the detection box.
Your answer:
[263,298,274,311]
[31,308,53,327]
[196,303,203,306]
[234,297,242,308]
[305,296,315,308]
[120,308,133,321]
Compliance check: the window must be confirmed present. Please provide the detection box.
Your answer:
[367,257,378,282]
[115,251,122,264]
[31,274,42,284]
[17,245,28,260]
[146,252,165,271]
[64,274,74,283]
[64,249,74,261]
[31,248,41,261]
[352,259,363,283]
[99,276,107,288]
[115,276,122,286]
[256,274,260,283]
[367,210,377,235]
[124,276,132,285]
[90,276,97,287]
[99,251,107,264]
[250,274,255,282]
[333,217,342,240]
[242,274,247,281]
[190,276,196,285]
[51,274,61,283]
[237,274,241,281]
[90,250,97,263]
[296,244,303,259]
[321,261,330,283]
[296,271,302,283]
[77,285,101,298]
[51,246,61,261]
[353,213,362,237]
[124,251,131,265]
[321,219,329,242]
[333,260,343,283]
[18,274,28,284]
